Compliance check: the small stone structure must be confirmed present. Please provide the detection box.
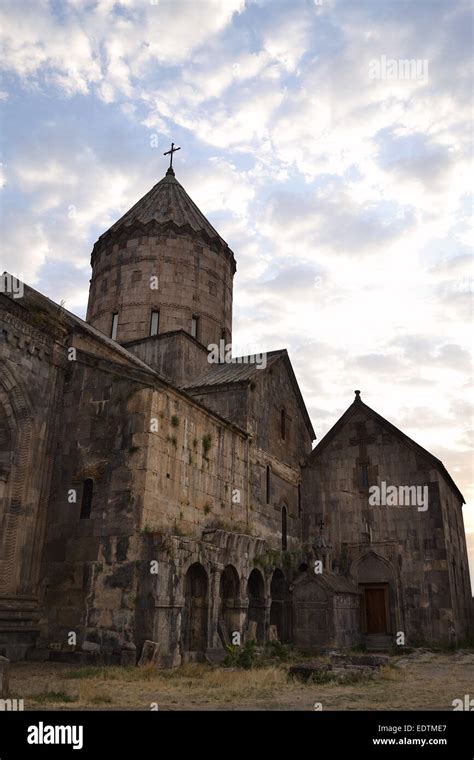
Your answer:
[291,571,361,650]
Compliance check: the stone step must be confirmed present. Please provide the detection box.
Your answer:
[363,634,393,651]
[182,651,205,664]
[205,648,227,665]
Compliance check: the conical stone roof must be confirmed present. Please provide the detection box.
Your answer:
[95,168,234,267]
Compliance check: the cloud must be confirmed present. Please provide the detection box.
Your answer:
[0,0,244,100]
[0,0,472,581]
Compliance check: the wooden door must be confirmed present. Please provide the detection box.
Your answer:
[365,588,387,633]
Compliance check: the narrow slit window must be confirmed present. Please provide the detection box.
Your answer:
[191,316,199,339]
[150,311,159,336]
[80,479,93,519]
[111,313,119,340]
[360,464,369,489]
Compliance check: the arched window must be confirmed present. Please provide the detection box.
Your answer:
[280,408,286,440]
[80,479,93,519]
[266,465,271,504]
[281,505,288,551]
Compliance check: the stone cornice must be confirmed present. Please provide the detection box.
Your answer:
[91,219,237,274]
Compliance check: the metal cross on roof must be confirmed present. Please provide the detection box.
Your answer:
[164,142,181,174]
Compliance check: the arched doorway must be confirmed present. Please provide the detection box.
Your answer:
[270,568,288,642]
[247,568,265,643]
[0,371,34,596]
[355,553,396,635]
[182,563,208,654]
[219,565,240,645]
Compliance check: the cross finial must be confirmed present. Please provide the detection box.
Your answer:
[164,142,181,175]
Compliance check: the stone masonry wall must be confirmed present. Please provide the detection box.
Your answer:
[86,230,233,348]
[134,386,249,537]
[248,359,313,551]
[124,331,210,387]
[39,352,146,651]
[0,300,65,658]
[302,406,469,643]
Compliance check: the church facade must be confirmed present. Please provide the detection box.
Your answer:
[0,162,472,664]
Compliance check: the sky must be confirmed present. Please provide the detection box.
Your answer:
[0,0,473,584]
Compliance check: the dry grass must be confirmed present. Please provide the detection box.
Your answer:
[9,651,474,711]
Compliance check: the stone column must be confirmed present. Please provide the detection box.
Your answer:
[208,568,222,649]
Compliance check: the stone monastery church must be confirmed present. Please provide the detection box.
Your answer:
[0,155,472,665]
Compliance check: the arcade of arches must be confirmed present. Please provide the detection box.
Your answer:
[178,563,292,655]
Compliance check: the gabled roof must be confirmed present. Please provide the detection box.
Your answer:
[309,391,465,504]
[184,349,316,440]
[95,168,235,270]
[183,349,285,387]
[292,570,360,595]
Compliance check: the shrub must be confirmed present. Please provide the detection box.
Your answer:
[224,640,258,670]
[264,640,291,662]
[202,434,212,459]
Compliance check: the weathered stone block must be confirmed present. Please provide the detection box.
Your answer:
[82,641,100,653]
[138,640,160,666]
[120,643,137,667]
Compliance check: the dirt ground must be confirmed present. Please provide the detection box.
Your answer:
[7,649,474,711]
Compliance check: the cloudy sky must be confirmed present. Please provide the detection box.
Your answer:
[1,0,473,582]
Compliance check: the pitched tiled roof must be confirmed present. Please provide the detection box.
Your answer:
[183,350,285,388]
[184,349,316,440]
